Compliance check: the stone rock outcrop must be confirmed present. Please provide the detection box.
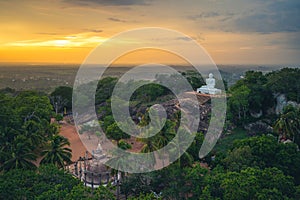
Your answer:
[244,121,273,136]
[275,94,287,115]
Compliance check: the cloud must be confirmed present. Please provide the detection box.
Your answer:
[186,0,299,34]
[188,11,220,20]
[175,36,193,41]
[269,32,300,50]
[81,28,103,33]
[36,32,59,35]
[89,29,103,33]
[234,0,300,33]
[64,0,152,6]
[107,17,127,23]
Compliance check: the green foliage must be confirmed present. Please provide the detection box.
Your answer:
[222,145,255,171]
[54,113,63,121]
[213,128,248,153]
[186,132,204,160]
[0,91,57,171]
[123,133,300,199]
[131,83,168,102]
[181,70,205,90]
[96,77,118,104]
[183,163,208,199]
[50,86,73,111]
[128,193,162,200]
[228,85,251,124]
[206,167,295,200]
[227,68,300,127]
[237,71,271,112]
[102,115,115,131]
[106,122,130,144]
[121,163,209,200]
[40,135,72,168]
[1,135,37,171]
[2,67,300,200]
[274,105,300,144]
[222,135,300,184]
[121,173,154,198]
[14,91,54,122]
[118,140,132,150]
[266,68,300,102]
[65,184,115,200]
[0,165,115,200]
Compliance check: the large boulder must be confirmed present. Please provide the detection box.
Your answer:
[275,94,287,115]
[244,121,273,136]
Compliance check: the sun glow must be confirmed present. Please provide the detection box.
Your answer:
[4,33,108,48]
[54,40,69,47]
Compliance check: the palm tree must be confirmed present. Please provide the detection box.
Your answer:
[274,105,300,142]
[1,135,37,171]
[155,120,176,167]
[138,129,160,168]
[169,128,194,168]
[23,120,46,148]
[40,135,72,168]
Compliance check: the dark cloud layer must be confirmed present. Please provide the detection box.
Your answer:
[187,0,299,34]
[235,0,300,33]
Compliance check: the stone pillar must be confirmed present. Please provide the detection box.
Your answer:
[99,174,102,185]
[91,172,94,191]
[106,173,109,184]
[79,161,82,180]
[84,171,87,186]
[74,162,78,176]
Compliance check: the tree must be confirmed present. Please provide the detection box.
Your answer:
[22,120,46,148]
[183,163,208,199]
[169,128,194,168]
[50,86,73,111]
[14,91,54,123]
[95,77,118,104]
[186,132,204,161]
[40,135,72,168]
[128,193,162,200]
[106,122,130,145]
[274,105,300,142]
[181,70,205,90]
[0,92,57,172]
[228,85,251,124]
[266,68,300,103]
[121,173,154,198]
[228,71,274,125]
[203,167,296,200]
[227,135,300,184]
[1,135,37,171]
[222,146,255,171]
[65,184,115,200]
[0,165,115,199]
[131,83,168,103]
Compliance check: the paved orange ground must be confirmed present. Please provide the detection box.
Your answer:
[59,122,88,162]
[59,120,145,162]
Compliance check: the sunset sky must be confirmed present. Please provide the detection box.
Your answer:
[0,0,299,65]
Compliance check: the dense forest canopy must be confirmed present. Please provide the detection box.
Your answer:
[0,67,300,199]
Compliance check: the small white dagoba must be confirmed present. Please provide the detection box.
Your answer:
[197,73,221,95]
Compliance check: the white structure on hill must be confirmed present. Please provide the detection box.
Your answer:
[197,73,222,95]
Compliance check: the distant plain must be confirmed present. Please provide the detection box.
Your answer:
[0,64,298,93]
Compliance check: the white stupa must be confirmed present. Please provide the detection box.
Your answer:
[197,73,221,95]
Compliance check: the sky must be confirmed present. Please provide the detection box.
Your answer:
[0,0,299,65]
